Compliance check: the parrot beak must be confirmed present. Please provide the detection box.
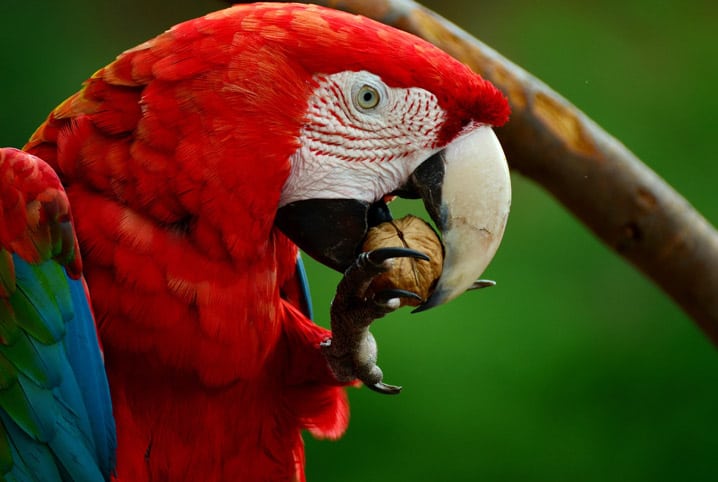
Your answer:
[275,197,393,273]
[275,126,510,309]
[407,126,511,311]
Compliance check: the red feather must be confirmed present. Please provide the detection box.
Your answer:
[22,3,508,480]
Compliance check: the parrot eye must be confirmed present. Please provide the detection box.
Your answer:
[355,84,381,110]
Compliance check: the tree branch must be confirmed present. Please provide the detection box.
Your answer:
[257,0,718,345]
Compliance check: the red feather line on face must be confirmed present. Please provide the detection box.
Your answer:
[300,73,444,164]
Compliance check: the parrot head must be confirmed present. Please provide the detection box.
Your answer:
[33,3,510,312]
[264,4,512,309]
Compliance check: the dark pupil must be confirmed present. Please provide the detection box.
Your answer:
[363,91,374,102]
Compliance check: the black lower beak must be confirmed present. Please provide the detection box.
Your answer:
[275,198,393,272]
[274,150,446,274]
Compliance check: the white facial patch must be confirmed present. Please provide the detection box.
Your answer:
[279,71,446,207]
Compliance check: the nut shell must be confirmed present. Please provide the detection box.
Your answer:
[362,215,443,306]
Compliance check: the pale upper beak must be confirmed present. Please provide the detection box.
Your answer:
[412,125,511,311]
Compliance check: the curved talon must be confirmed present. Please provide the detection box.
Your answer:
[365,247,430,266]
[366,381,403,395]
[468,279,496,290]
[328,248,425,397]
[375,288,423,304]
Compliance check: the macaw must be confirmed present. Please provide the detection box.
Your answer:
[0,3,511,481]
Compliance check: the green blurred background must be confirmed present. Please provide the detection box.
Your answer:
[2,1,716,480]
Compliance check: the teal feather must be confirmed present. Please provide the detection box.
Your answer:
[0,329,63,388]
[64,275,116,476]
[11,263,66,345]
[46,398,106,481]
[0,379,44,442]
[0,421,12,475]
[0,255,116,480]
[0,411,62,482]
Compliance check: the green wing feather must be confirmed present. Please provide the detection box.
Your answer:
[0,148,115,480]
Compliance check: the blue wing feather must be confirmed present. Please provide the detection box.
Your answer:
[0,255,116,481]
[64,275,116,478]
[1,410,63,482]
[279,253,315,320]
[295,254,314,320]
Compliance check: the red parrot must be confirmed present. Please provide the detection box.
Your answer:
[1,3,511,481]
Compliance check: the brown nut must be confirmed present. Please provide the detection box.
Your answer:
[362,215,444,306]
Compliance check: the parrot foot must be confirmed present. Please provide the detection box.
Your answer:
[321,247,429,395]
